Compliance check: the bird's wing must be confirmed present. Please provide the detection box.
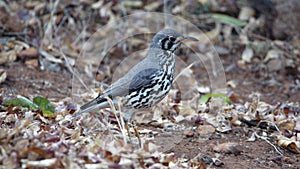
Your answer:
[128,68,160,93]
[104,68,160,97]
[78,63,159,115]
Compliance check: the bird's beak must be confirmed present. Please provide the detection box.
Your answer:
[181,36,198,42]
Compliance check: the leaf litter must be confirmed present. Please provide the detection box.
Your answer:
[0,0,300,168]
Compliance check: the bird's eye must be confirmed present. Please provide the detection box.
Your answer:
[161,37,173,50]
[169,37,176,42]
[160,36,180,51]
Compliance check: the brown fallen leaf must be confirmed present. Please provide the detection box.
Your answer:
[197,124,215,136]
[18,47,38,59]
[159,153,175,164]
[25,59,39,68]
[0,51,17,65]
[277,139,300,154]
[184,130,194,137]
[213,142,243,155]
[277,119,296,132]
[23,147,48,156]
[199,161,207,169]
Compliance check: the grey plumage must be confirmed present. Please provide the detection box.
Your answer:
[77,28,197,118]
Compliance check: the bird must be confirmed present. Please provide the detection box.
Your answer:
[76,28,198,121]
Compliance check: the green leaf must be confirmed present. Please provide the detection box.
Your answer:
[211,13,247,27]
[199,94,211,104]
[3,95,38,110]
[199,93,231,104]
[33,96,55,114]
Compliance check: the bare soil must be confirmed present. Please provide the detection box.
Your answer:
[1,0,300,168]
[2,59,299,168]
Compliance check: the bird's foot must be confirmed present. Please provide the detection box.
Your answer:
[126,120,142,148]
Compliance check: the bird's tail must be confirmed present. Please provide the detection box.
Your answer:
[74,96,109,117]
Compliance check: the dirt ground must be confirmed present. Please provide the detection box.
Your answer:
[1,0,300,168]
[2,50,299,104]
[2,56,299,168]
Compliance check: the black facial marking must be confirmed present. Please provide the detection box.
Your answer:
[161,36,176,50]
[169,36,176,42]
[161,38,169,50]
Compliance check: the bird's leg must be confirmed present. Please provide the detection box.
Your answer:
[123,110,141,147]
[126,120,142,147]
[130,112,142,148]
[124,118,133,143]
[122,109,132,143]
[132,120,142,148]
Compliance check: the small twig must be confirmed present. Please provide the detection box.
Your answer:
[116,97,128,143]
[2,32,28,36]
[105,96,128,145]
[254,132,283,156]
[248,32,271,42]
[60,50,90,92]
[174,62,195,82]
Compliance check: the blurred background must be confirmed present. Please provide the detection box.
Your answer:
[0,0,299,104]
[0,1,299,168]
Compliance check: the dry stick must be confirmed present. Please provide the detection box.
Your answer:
[61,51,91,92]
[73,10,94,46]
[105,96,128,145]
[253,132,283,156]
[173,62,195,82]
[116,97,127,136]
[115,97,142,147]
[44,0,59,42]
[115,96,134,145]
[112,96,142,147]
[258,119,282,134]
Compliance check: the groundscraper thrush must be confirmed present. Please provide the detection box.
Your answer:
[77,28,198,120]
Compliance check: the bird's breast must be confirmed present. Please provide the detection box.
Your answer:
[123,53,175,109]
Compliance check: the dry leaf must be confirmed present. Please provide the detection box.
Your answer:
[0,69,7,84]
[25,59,39,68]
[277,119,296,131]
[21,158,58,168]
[277,139,300,154]
[267,58,285,72]
[242,47,253,63]
[18,47,38,59]
[247,132,256,142]
[197,125,215,136]
[0,51,17,65]
[213,142,243,155]
[264,50,282,62]
[238,7,255,21]
[227,80,237,88]
[184,130,194,137]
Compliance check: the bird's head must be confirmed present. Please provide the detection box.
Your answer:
[150,28,198,52]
